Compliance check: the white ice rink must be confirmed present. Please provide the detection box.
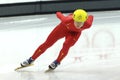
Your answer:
[0,10,120,80]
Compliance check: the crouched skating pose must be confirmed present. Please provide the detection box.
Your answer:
[20,9,94,70]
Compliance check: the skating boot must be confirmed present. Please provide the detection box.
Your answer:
[45,60,60,72]
[21,57,34,67]
[15,57,34,71]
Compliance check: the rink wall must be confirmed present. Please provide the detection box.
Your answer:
[0,0,120,17]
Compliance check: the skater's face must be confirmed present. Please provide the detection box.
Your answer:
[74,21,84,29]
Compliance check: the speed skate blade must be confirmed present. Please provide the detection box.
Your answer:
[15,64,34,71]
[45,68,54,73]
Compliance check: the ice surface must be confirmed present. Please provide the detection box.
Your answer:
[0,10,120,80]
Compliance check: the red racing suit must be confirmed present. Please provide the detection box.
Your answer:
[31,12,93,63]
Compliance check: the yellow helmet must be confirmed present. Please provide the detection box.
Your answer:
[73,9,88,22]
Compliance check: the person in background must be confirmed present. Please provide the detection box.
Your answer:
[20,9,94,70]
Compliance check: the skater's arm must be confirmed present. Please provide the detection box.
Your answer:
[83,15,94,29]
[56,12,66,21]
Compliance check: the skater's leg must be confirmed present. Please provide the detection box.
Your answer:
[49,32,80,69]
[21,24,65,67]
[31,25,65,60]
[48,37,74,70]
[57,32,80,63]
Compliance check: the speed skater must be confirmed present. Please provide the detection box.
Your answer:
[20,9,94,70]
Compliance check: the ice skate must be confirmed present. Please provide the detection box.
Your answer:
[45,60,60,72]
[15,57,34,71]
